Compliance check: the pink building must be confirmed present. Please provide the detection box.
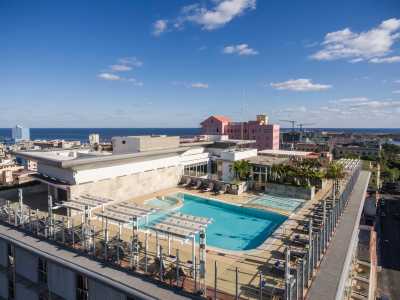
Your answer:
[201,114,280,150]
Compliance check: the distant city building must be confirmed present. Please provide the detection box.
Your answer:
[32,140,81,150]
[294,142,331,153]
[334,144,381,159]
[11,125,30,142]
[89,133,100,145]
[0,144,4,158]
[201,114,280,150]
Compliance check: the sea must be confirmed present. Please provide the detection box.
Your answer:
[0,128,400,143]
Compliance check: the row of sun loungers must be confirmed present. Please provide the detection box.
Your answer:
[179,177,229,195]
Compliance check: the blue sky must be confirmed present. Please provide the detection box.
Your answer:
[1,0,400,128]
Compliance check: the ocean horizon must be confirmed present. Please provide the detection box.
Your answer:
[1,127,400,143]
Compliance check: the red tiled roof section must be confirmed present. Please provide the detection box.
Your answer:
[212,115,231,123]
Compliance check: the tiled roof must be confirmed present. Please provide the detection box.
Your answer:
[212,115,231,123]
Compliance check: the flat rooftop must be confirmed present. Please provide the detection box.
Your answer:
[247,155,288,166]
[259,149,313,157]
[14,143,212,169]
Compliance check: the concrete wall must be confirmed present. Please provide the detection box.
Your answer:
[0,239,7,267]
[180,148,210,166]
[16,282,38,300]
[48,262,76,300]
[88,278,125,300]
[0,271,8,299]
[38,163,76,184]
[112,136,179,154]
[220,149,257,161]
[70,165,182,201]
[74,155,180,184]
[265,182,315,200]
[15,247,38,283]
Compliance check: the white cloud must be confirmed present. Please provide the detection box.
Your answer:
[98,57,143,85]
[155,0,256,34]
[330,97,369,104]
[327,96,400,114]
[392,90,400,94]
[153,19,168,36]
[270,78,332,92]
[107,57,142,73]
[110,64,132,72]
[184,0,256,30]
[127,78,144,86]
[369,56,400,63]
[311,18,400,63]
[274,96,400,127]
[348,100,400,109]
[117,57,143,68]
[97,73,121,81]
[394,80,400,83]
[190,82,209,89]
[223,44,258,56]
[172,81,209,89]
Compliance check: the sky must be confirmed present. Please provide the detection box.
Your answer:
[1,0,400,128]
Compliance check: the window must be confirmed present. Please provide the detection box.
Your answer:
[76,274,89,300]
[261,173,266,182]
[38,257,47,284]
[183,162,208,177]
[210,161,217,174]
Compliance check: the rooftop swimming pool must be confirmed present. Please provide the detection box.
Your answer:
[248,194,306,213]
[149,193,287,251]
[145,196,179,209]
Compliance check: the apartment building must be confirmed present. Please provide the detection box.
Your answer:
[201,114,280,150]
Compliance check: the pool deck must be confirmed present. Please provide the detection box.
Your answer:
[2,178,336,299]
[91,180,335,298]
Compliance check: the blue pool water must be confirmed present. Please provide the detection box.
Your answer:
[145,197,179,209]
[248,194,306,213]
[163,193,287,251]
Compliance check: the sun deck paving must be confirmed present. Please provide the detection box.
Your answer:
[306,170,370,300]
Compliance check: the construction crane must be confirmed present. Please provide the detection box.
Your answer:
[298,123,315,132]
[280,120,297,150]
[297,123,315,142]
[279,120,297,132]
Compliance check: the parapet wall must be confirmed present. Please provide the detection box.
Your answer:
[265,182,315,200]
[69,165,182,201]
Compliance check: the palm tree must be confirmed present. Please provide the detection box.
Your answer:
[233,160,251,181]
[325,162,345,200]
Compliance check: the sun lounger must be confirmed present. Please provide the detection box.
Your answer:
[190,180,201,189]
[218,184,228,195]
[181,178,191,187]
[202,182,214,192]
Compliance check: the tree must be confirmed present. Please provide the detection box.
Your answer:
[325,162,345,200]
[233,160,251,181]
